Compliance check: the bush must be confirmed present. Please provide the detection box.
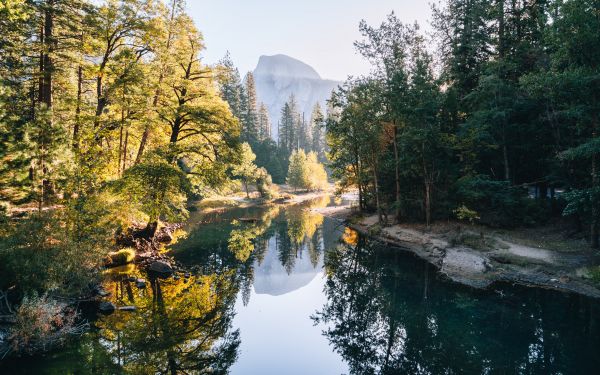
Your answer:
[0,203,108,296]
[455,175,547,227]
[107,248,136,267]
[7,294,86,356]
[454,205,480,225]
[256,168,277,200]
[287,150,328,191]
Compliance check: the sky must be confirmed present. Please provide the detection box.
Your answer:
[186,0,433,81]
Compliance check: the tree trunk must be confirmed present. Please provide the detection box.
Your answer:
[503,143,510,181]
[94,75,105,129]
[123,129,129,172]
[373,161,382,224]
[118,124,123,175]
[592,114,599,249]
[393,122,401,222]
[73,65,82,150]
[41,0,54,108]
[425,181,432,227]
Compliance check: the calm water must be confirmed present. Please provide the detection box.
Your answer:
[1,196,600,374]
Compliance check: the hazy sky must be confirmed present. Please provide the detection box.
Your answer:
[187,0,432,81]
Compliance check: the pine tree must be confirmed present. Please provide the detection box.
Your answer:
[310,103,325,160]
[216,52,244,120]
[257,103,271,140]
[278,95,299,154]
[242,72,259,140]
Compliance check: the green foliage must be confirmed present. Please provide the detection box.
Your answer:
[256,167,276,199]
[116,154,191,224]
[287,150,328,191]
[0,205,109,296]
[455,176,544,227]
[454,205,480,225]
[231,142,258,197]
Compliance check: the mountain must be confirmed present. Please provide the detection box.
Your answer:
[253,54,340,140]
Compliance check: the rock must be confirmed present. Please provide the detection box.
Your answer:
[239,218,258,223]
[93,285,111,297]
[559,275,571,283]
[118,306,137,312]
[254,54,340,139]
[148,261,174,278]
[155,228,173,244]
[98,302,116,315]
[136,279,146,289]
[184,273,190,279]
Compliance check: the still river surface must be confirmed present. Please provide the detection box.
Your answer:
[1,195,600,374]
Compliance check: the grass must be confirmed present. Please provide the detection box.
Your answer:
[107,248,136,267]
[448,232,502,252]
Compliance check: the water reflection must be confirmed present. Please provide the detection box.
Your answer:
[2,196,599,374]
[314,233,600,375]
[97,271,240,374]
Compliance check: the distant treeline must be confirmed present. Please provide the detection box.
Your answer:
[217,55,329,184]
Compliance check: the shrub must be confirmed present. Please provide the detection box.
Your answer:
[107,248,136,267]
[454,175,547,227]
[454,205,480,225]
[256,168,277,200]
[287,150,328,191]
[7,294,86,355]
[0,209,106,295]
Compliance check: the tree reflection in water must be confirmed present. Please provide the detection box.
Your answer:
[98,270,240,374]
[314,231,600,375]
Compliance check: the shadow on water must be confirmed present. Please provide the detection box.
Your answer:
[315,233,600,374]
[1,195,599,374]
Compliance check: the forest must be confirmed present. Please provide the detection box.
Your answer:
[0,0,599,367]
[327,0,600,247]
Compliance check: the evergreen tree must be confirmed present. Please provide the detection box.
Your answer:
[310,103,325,161]
[242,72,259,140]
[278,95,299,155]
[257,102,271,140]
[216,52,244,120]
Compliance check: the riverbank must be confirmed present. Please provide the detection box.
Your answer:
[196,184,335,214]
[315,204,600,299]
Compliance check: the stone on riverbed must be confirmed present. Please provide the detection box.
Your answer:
[98,302,116,315]
[148,261,174,278]
[118,306,137,312]
[135,278,146,288]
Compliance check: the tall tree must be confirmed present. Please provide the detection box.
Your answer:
[242,72,259,140]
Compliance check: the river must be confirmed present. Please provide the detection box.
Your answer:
[1,196,599,374]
